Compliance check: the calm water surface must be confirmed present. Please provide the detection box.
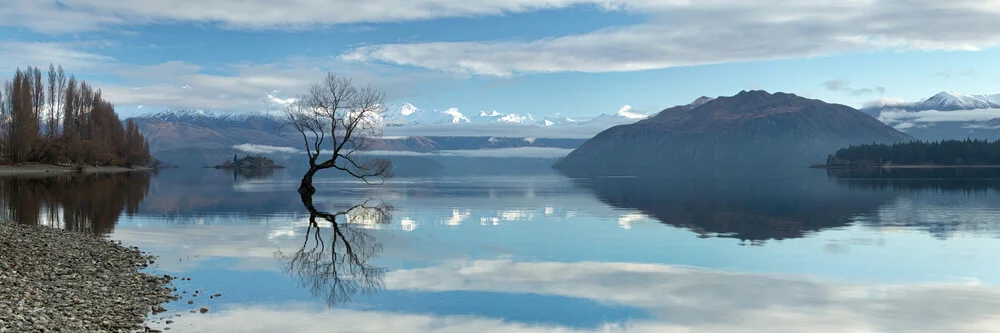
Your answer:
[4,168,1000,332]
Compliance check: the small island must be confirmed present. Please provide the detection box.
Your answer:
[816,139,1000,168]
[214,154,284,169]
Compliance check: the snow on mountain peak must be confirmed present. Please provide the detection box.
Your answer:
[145,109,272,122]
[384,103,471,125]
[538,113,579,127]
[922,91,1000,110]
[400,103,419,116]
[478,110,535,124]
[863,91,1000,117]
[442,107,471,123]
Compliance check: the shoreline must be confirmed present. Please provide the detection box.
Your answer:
[810,165,1000,169]
[0,222,178,332]
[0,164,152,176]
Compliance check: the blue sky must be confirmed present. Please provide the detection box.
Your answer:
[2,1,1000,118]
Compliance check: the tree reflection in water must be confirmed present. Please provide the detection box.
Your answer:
[0,172,152,236]
[826,167,1000,193]
[276,192,393,306]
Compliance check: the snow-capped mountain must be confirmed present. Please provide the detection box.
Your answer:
[128,103,655,162]
[384,103,650,127]
[478,110,535,124]
[920,91,1000,111]
[860,91,1000,141]
[136,109,283,132]
[863,91,1000,115]
[128,109,294,153]
[537,114,579,127]
[383,103,471,126]
[145,109,280,123]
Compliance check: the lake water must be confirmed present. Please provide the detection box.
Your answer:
[5,168,1000,332]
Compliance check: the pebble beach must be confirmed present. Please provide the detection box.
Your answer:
[0,222,178,332]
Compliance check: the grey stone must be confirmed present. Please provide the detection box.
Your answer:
[0,222,176,333]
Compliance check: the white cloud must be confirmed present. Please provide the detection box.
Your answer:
[233,144,302,155]
[0,0,617,33]
[878,109,1000,124]
[97,60,334,112]
[378,259,1000,332]
[4,1,998,115]
[863,97,909,109]
[822,79,886,96]
[0,43,445,114]
[342,1,1000,76]
[267,94,297,105]
[0,42,114,72]
[964,124,1000,130]
[161,259,1000,333]
[616,105,648,119]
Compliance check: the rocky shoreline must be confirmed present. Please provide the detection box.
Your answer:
[0,222,178,332]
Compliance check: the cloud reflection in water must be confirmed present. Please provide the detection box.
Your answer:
[181,259,1000,332]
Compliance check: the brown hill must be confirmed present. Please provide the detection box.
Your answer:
[554,90,914,176]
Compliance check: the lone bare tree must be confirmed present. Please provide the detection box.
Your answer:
[282,74,393,195]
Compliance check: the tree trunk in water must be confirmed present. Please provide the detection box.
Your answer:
[299,167,318,195]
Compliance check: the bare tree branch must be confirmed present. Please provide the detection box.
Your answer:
[280,73,394,194]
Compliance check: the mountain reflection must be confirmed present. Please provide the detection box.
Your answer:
[574,175,898,243]
[276,192,392,306]
[0,172,151,236]
[826,167,1000,192]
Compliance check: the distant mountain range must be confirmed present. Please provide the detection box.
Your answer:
[131,103,648,152]
[381,102,648,127]
[135,91,1000,172]
[127,103,646,167]
[863,91,1000,114]
[129,110,295,153]
[554,90,913,177]
[861,91,1000,141]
